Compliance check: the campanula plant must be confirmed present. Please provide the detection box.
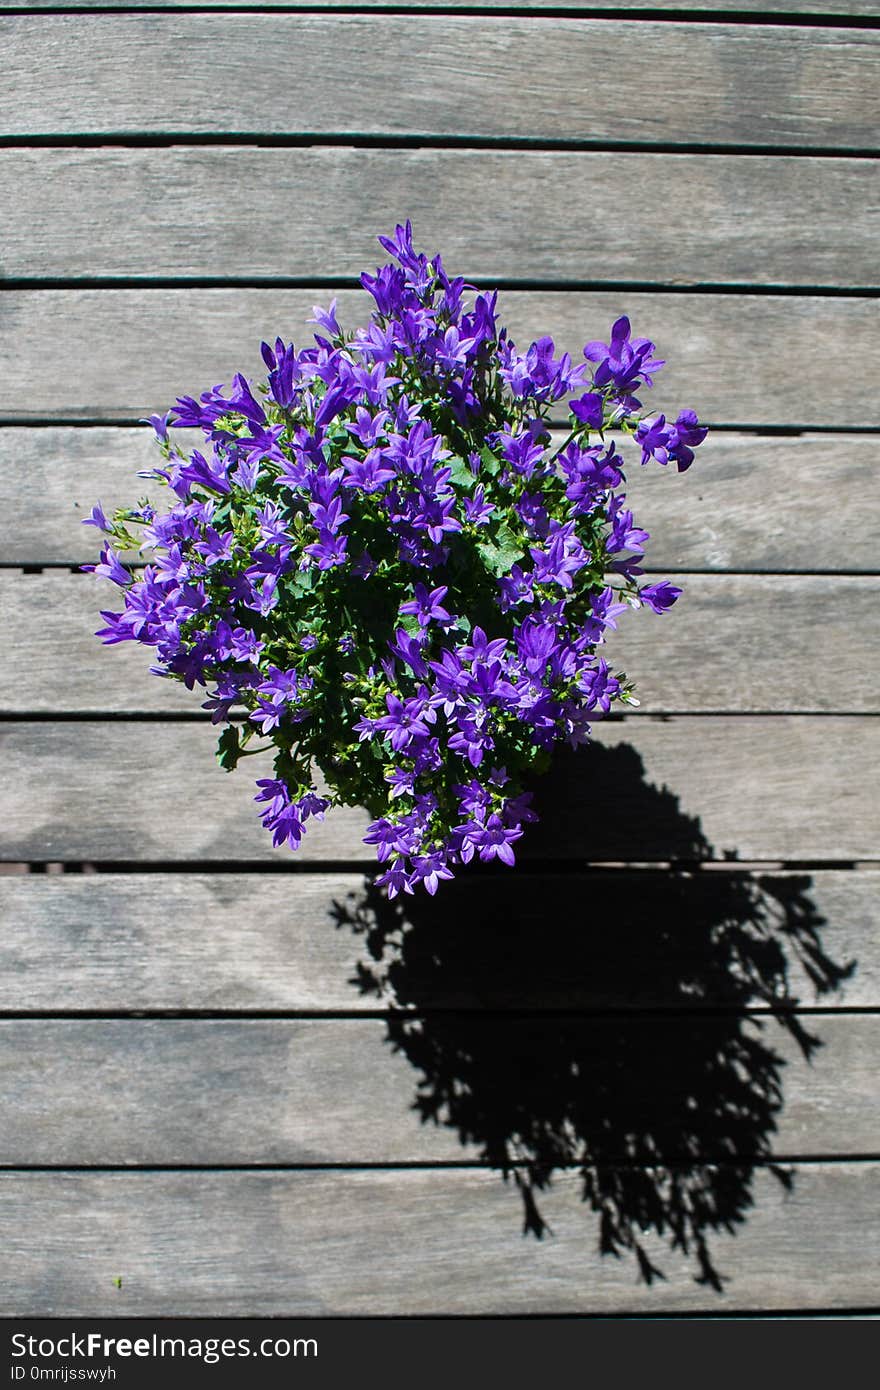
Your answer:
[86,223,706,896]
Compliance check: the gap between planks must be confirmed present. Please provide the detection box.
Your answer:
[0,7,878,27]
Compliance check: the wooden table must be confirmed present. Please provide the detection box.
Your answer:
[0,0,878,1317]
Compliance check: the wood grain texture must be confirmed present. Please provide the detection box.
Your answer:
[3,572,877,714]
[1,290,877,426]
[1,717,877,862]
[0,1165,877,1314]
[2,17,878,148]
[1,1015,875,1165]
[0,573,196,715]
[612,574,880,713]
[4,148,878,289]
[0,869,872,1011]
[3,428,876,571]
[0,0,875,1328]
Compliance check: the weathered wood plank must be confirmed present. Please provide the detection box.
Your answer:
[2,428,876,572]
[0,869,872,1011]
[1,290,877,426]
[613,574,880,713]
[3,572,877,714]
[1,1015,875,1165]
[627,435,880,572]
[4,148,877,288]
[0,717,876,862]
[0,574,195,715]
[2,17,878,148]
[0,1165,877,1314]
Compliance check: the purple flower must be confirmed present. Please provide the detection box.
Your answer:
[576,586,629,645]
[341,450,396,493]
[261,339,300,409]
[390,628,430,679]
[496,428,546,480]
[348,406,390,447]
[305,531,348,569]
[309,298,341,340]
[639,580,682,614]
[89,547,132,587]
[386,767,416,799]
[462,486,494,527]
[515,617,558,675]
[361,263,408,317]
[499,336,586,403]
[374,862,416,899]
[498,564,534,611]
[411,851,454,896]
[82,503,111,532]
[467,813,523,867]
[466,661,518,706]
[459,627,507,664]
[254,779,305,851]
[364,817,417,864]
[314,382,357,430]
[635,410,707,472]
[449,714,495,768]
[90,220,703,899]
[607,500,650,557]
[373,693,434,752]
[141,412,173,443]
[530,529,589,591]
[297,791,330,823]
[669,410,708,471]
[177,449,231,496]
[569,391,604,429]
[399,583,452,628]
[583,316,665,404]
[377,220,424,275]
[435,325,478,374]
[578,658,621,713]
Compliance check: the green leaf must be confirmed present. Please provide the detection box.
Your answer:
[447,454,477,491]
[477,524,524,577]
[291,566,316,597]
[216,725,241,772]
[479,445,501,477]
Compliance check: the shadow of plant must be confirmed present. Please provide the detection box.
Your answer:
[331,742,854,1288]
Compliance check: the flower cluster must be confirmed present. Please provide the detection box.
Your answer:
[87,222,706,896]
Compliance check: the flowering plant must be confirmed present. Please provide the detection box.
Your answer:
[87,223,706,897]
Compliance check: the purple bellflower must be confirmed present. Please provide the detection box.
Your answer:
[87,224,706,895]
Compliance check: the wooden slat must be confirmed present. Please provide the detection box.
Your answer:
[2,17,878,148]
[0,1165,877,1313]
[3,428,877,572]
[0,573,195,715]
[1,290,877,426]
[4,148,877,288]
[3,572,877,715]
[1,1015,875,1165]
[1,717,877,862]
[614,574,880,713]
[0,869,873,1012]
